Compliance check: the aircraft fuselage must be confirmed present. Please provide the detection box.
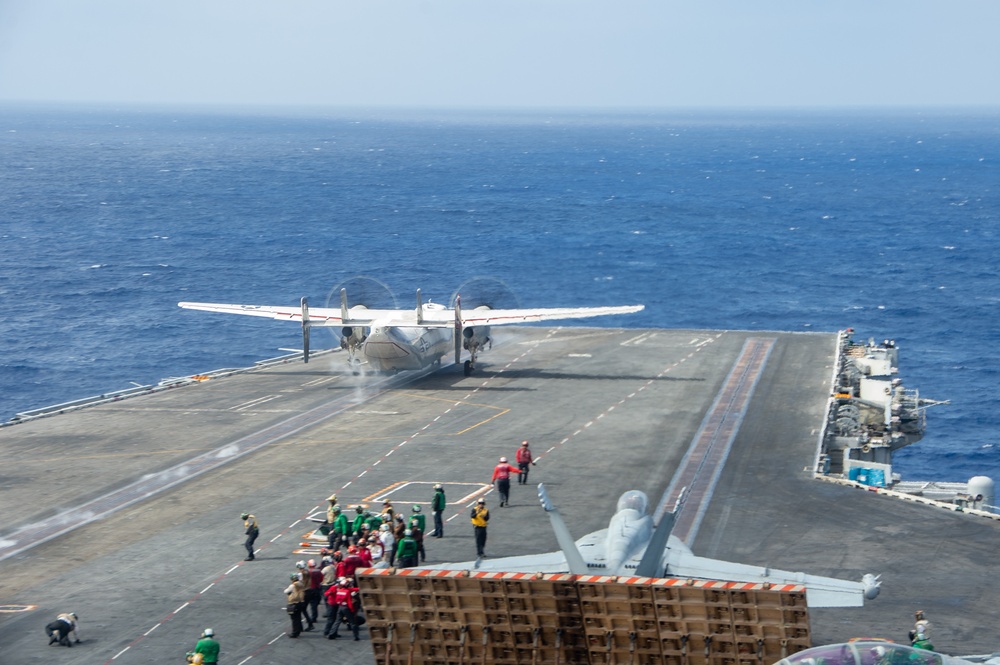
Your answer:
[362,326,453,372]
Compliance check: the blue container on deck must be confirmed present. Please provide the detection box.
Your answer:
[867,469,886,487]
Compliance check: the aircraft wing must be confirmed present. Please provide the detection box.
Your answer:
[177,302,416,327]
[178,301,644,328]
[662,537,880,608]
[455,304,644,327]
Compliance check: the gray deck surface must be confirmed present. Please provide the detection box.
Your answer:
[1,327,996,664]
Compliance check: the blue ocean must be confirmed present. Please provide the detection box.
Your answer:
[1,105,997,483]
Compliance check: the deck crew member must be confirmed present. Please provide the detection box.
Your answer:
[515,440,536,484]
[431,484,446,537]
[409,516,426,562]
[491,457,521,507]
[396,529,419,568]
[351,505,367,545]
[241,512,259,561]
[325,578,362,641]
[330,505,351,551]
[909,610,933,649]
[284,573,306,638]
[471,498,490,557]
[193,628,220,664]
[45,612,80,647]
[303,560,324,630]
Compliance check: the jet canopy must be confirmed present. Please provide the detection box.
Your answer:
[775,642,944,665]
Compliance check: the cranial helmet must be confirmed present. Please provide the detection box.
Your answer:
[296,560,306,569]
[499,456,507,463]
[203,628,214,637]
[412,505,421,512]
[240,512,249,519]
[405,529,413,536]
[521,440,529,446]
[307,559,316,568]
[434,484,442,489]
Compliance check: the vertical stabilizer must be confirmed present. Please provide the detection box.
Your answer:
[537,484,588,574]
[454,295,463,364]
[634,511,675,577]
[300,296,311,364]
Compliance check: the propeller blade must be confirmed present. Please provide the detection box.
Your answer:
[454,294,463,364]
[340,288,349,323]
[416,288,424,325]
[301,296,310,364]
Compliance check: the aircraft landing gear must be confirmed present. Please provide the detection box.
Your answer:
[464,360,474,377]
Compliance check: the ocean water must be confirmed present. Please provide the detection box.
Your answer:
[1,105,998,483]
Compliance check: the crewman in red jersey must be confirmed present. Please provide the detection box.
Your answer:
[491,457,521,507]
[515,440,536,484]
[324,578,362,640]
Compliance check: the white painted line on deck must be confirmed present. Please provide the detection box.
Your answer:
[112,646,130,659]
[270,534,283,542]
[225,565,239,575]
[144,624,160,636]
[201,583,215,593]
[174,602,189,613]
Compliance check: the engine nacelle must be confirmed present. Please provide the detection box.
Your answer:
[463,325,491,352]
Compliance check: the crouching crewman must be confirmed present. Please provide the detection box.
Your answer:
[45,612,81,647]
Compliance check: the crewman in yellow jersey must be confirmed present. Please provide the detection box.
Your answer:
[241,512,259,561]
[470,498,490,557]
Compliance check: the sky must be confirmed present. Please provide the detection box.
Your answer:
[1,0,999,110]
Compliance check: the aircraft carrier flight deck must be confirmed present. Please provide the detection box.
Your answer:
[1,327,997,664]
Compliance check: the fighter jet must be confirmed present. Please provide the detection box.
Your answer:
[418,485,881,609]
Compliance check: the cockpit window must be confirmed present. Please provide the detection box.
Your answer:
[777,642,944,665]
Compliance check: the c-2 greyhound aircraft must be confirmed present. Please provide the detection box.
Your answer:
[419,485,882,609]
[179,289,644,376]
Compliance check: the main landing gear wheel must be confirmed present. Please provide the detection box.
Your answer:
[464,360,473,377]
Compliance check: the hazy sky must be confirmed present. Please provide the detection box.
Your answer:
[1,0,998,110]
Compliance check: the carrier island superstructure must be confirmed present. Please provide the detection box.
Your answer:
[817,330,995,513]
